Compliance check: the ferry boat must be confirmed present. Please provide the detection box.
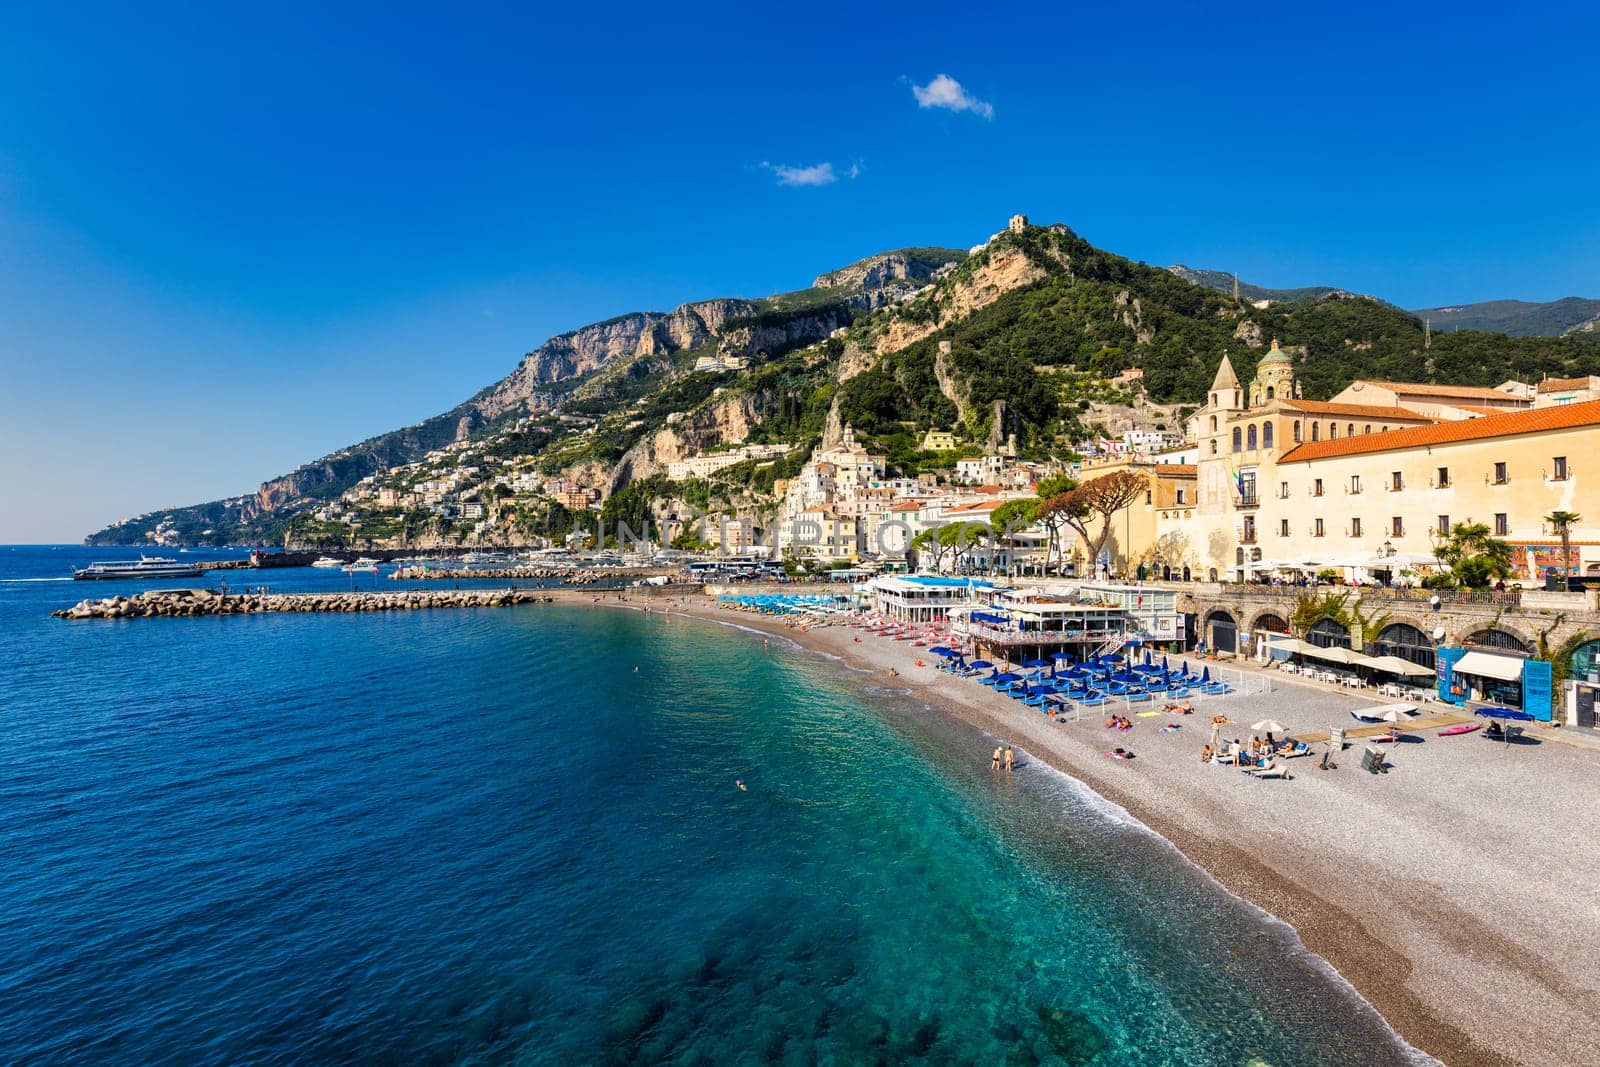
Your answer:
[310,557,344,568]
[73,555,204,581]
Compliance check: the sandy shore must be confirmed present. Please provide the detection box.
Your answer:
[565,589,1599,1067]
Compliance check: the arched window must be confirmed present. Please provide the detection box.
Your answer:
[1329,423,1339,439]
[1210,415,1218,432]
[1254,613,1290,634]
[1308,617,1351,650]
[1267,386,1276,399]
[1364,424,1372,435]
[1465,629,1529,653]
[1210,440,1218,455]
[1311,423,1320,442]
[1263,422,1275,449]
[1347,423,1355,437]
[1371,623,1436,671]
[1247,424,1258,450]
[1293,421,1302,443]
[1232,427,1242,453]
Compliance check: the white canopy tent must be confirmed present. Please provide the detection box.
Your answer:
[1453,651,1526,682]
[1362,654,1435,677]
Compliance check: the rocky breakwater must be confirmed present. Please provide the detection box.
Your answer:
[53,588,554,620]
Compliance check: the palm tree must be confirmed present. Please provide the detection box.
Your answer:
[1546,510,1582,584]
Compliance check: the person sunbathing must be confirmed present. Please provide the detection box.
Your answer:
[1200,744,1214,762]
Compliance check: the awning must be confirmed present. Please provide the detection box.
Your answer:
[1362,654,1434,677]
[1453,651,1525,682]
[1265,636,1315,655]
[1300,644,1378,667]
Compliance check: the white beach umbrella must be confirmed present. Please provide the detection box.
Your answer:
[1250,719,1288,734]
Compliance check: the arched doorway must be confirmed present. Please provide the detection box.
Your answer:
[1307,617,1351,650]
[1371,623,1435,671]
[1206,610,1237,654]
[1465,629,1529,654]
[1254,613,1289,634]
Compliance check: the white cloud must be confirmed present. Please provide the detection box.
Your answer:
[911,74,993,119]
[761,161,837,187]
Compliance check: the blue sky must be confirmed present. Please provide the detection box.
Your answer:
[3,2,1597,542]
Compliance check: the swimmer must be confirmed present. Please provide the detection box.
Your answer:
[991,746,1002,770]
[1003,746,1015,772]
[736,779,747,791]
[633,666,639,672]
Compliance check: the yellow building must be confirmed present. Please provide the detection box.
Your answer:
[1189,343,1439,579]
[920,429,959,451]
[1272,400,1600,579]
[1329,379,1531,420]
[1072,455,1197,576]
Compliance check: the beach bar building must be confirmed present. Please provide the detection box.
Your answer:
[952,587,1136,662]
[1076,583,1185,646]
[869,575,996,624]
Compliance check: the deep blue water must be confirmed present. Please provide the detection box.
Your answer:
[0,546,1427,1064]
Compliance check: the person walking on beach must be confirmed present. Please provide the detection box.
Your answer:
[1004,746,1015,772]
[991,746,1003,771]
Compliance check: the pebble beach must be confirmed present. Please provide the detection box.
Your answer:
[626,590,1600,1067]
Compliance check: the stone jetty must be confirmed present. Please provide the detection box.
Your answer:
[54,588,556,620]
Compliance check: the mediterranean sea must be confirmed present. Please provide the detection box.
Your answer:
[0,545,1426,1064]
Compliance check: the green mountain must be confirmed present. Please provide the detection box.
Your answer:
[1172,263,1600,338]
[1410,297,1600,337]
[88,223,1600,548]
[1167,264,1359,305]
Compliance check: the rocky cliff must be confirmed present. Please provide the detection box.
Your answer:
[812,247,965,291]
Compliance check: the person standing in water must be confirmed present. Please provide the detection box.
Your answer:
[991,746,1002,771]
[1004,746,1015,772]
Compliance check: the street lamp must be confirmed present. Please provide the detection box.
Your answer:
[1381,539,1396,558]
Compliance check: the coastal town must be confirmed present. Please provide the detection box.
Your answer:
[14,6,1600,1067]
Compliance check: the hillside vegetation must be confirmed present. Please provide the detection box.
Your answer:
[88,222,1600,546]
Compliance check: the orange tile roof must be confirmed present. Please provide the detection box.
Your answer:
[1362,380,1527,402]
[1277,400,1439,421]
[1153,464,1198,476]
[1537,376,1594,393]
[1279,399,1600,463]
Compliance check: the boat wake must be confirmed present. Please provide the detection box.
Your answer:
[0,577,73,583]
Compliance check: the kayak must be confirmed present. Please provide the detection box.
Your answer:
[1438,722,1482,736]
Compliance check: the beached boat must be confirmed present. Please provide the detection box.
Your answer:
[72,555,203,581]
[1438,722,1482,736]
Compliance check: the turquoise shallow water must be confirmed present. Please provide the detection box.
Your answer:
[0,546,1426,1064]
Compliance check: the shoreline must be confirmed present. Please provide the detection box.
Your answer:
[564,589,1596,1067]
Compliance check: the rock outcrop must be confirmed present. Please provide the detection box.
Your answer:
[812,248,964,291]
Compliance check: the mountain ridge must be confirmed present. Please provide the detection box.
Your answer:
[1171,264,1600,337]
[88,223,1600,547]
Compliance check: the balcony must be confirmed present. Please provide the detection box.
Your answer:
[1234,492,1260,509]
